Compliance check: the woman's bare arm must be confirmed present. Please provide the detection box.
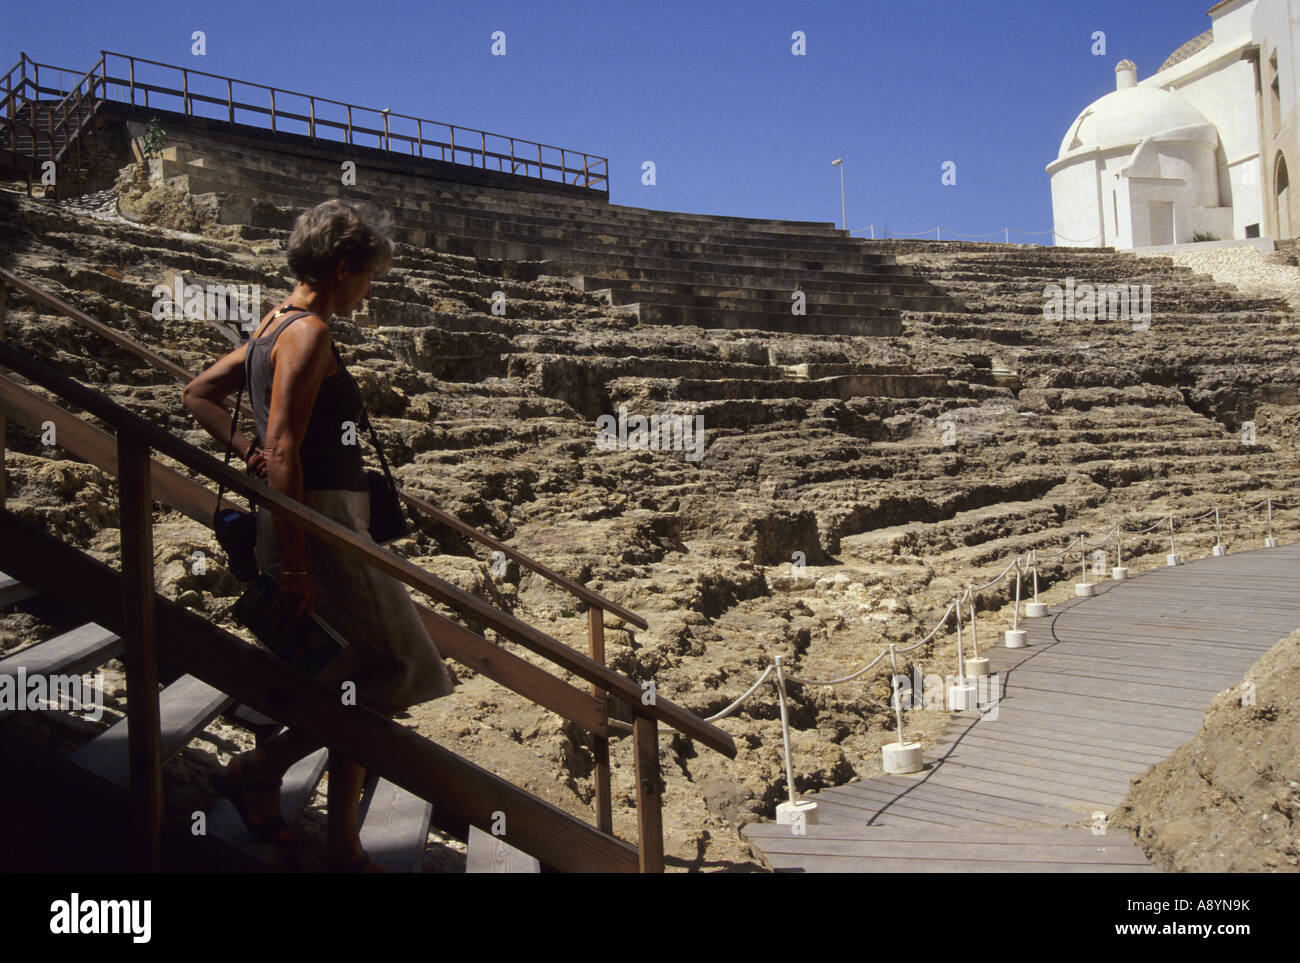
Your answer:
[182,345,258,458]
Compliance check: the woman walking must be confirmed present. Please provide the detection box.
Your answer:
[183,199,454,871]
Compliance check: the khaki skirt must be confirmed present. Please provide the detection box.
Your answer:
[253,488,455,713]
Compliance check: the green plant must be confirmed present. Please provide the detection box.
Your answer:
[141,117,166,159]
[1191,231,1220,242]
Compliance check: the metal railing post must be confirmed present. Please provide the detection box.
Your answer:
[309,97,315,138]
[182,67,189,114]
[129,56,135,106]
[117,428,164,871]
[269,88,275,132]
[227,78,234,123]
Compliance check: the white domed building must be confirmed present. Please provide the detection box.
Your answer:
[1048,0,1300,248]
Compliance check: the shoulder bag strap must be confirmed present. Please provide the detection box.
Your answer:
[331,344,401,494]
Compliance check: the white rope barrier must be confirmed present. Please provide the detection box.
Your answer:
[1118,513,1173,537]
[1082,525,1121,552]
[783,600,958,687]
[971,555,1022,593]
[1034,534,1084,560]
[702,663,775,722]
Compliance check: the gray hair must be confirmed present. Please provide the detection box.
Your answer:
[286,199,394,284]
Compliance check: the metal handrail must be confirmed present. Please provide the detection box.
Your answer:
[6,51,610,190]
[85,50,607,189]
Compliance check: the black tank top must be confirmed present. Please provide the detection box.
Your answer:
[246,310,368,492]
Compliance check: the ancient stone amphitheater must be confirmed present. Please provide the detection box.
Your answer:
[2,55,1298,873]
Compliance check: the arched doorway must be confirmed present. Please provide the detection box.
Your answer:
[1275,152,1291,239]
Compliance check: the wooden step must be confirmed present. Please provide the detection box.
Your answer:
[68,674,233,787]
[0,570,36,608]
[358,772,433,873]
[206,744,330,850]
[466,824,542,873]
[0,621,122,684]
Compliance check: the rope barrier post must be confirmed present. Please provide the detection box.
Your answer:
[965,584,989,677]
[888,646,905,739]
[1213,507,1228,557]
[948,595,978,710]
[882,644,924,773]
[1025,549,1048,618]
[1113,535,1128,581]
[1006,556,1028,647]
[1266,498,1278,548]
[1076,545,1096,597]
[1167,514,1181,566]
[772,656,818,828]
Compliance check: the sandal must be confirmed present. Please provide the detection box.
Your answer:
[324,849,387,873]
[212,754,295,844]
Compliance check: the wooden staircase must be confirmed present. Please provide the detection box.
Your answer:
[0,266,737,872]
[1,54,114,195]
[0,596,434,873]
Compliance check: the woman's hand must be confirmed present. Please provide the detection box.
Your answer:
[269,569,316,632]
[245,445,269,479]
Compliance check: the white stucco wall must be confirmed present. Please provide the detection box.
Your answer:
[1213,0,1260,47]
[1049,156,1104,245]
[1227,156,1266,232]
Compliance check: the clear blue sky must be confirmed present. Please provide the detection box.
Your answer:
[8,0,1213,238]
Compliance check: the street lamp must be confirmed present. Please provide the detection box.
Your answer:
[831,158,845,231]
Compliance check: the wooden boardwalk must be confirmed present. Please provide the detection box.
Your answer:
[742,542,1300,872]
